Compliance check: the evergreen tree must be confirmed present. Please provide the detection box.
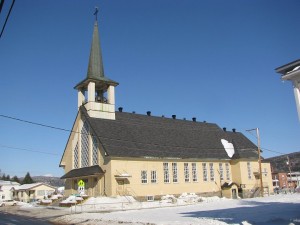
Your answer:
[1,173,6,180]
[6,175,10,181]
[12,175,20,183]
[22,172,34,184]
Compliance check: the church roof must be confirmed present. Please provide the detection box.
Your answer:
[81,107,258,160]
[75,21,118,90]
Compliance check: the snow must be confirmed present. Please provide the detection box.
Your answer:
[221,139,235,158]
[51,193,300,225]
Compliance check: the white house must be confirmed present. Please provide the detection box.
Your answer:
[0,180,20,201]
[12,183,56,203]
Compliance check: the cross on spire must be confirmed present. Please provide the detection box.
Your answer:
[94,7,99,21]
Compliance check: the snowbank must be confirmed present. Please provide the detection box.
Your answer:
[52,193,300,225]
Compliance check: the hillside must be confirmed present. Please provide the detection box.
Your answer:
[30,176,65,187]
[265,151,300,173]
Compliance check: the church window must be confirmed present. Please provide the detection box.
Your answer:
[225,163,230,180]
[151,170,157,183]
[209,163,215,181]
[202,163,208,181]
[74,142,79,169]
[172,163,178,183]
[247,162,252,179]
[141,170,147,184]
[184,163,190,182]
[81,120,89,167]
[163,163,170,183]
[219,163,224,181]
[192,163,198,182]
[92,136,98,165]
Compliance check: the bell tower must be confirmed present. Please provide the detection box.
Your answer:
[75,9,118,120]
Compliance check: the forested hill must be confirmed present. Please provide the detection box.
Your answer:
[265,151,300,173]
[24,176,65,187]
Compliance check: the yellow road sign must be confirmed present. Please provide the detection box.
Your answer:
[78,180,85,187]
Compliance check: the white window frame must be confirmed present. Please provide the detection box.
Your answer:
[219,163,224,181]
[209,163,215,182]
[202,163,208,181]
[184,163,190,182]
[141,170,148,184]
[172,163,178,183]
[163,163,170,183]
[225,163,230,180]
[151,170,157,183]
[247,162,252,179]
[192,163,198,182]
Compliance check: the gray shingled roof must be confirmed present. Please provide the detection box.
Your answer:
[81,107,258,160]
[61,165,105,179]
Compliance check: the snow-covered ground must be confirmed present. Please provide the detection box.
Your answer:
[51,193,300,225]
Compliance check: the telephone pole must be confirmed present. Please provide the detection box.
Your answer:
[246,128,263,197]
[287,156,292,188]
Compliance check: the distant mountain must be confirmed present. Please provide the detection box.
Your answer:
[20,176,65,187]
[265,151,300,173]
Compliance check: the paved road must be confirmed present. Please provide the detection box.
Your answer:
[0,211,54,225]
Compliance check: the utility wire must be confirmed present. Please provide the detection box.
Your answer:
[0,113,295,157]
[0,0,15,39]
[0,0,5,15]
[0,144,59,156]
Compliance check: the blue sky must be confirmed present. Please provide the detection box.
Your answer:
[0,0,299,178]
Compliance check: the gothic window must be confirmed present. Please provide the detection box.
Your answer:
[92,136,98,165]
[81,120,89,167]
[74,141,79,169]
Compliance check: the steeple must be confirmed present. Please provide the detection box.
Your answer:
[75,9,118,120]
[87,21,105,80]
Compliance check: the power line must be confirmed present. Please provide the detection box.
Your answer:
[0,144,60,156]
[0,113,296,157]
[0,0,15,39]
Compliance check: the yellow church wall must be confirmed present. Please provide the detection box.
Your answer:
[108,158,233,199]
[230,160,274,197]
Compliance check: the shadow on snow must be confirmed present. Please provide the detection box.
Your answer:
[180,200,300,225]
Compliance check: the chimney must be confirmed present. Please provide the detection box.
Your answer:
[147,111,151,116]
[232,128,236,132]
[192,117,196,122]
[172,115,176,119]
[118,107,123,112]
[223,127,226,132]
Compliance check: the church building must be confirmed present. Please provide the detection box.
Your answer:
[59,15,273,200]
